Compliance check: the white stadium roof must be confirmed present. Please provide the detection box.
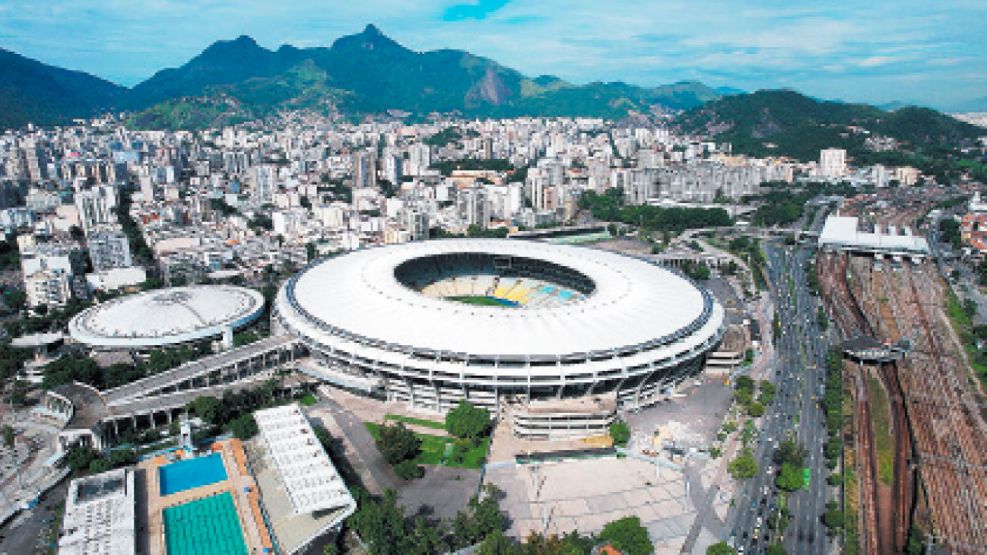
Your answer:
[281,239,719,358]
[68,285,265,348]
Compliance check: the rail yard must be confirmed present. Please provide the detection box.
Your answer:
[818,196,987,554]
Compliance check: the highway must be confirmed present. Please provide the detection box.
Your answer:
[730,214,832,554]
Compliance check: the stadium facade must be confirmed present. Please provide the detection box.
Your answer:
[275,239,724,422]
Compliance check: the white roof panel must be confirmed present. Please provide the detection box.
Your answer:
[68,285,265,348]
[281,239,714,357]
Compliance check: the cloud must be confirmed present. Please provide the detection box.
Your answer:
[442,0,510,21]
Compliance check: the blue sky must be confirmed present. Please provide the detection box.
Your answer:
[1,0,985,110]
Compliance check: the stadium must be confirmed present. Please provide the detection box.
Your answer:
[68,285,266,350]
[275,239,725,423]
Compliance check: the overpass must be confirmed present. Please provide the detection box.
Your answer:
[40,334,302,452]
[102,335,298,405]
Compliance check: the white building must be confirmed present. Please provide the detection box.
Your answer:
[85,267,147,292]
[819,148,847,179]
[459,187,490,228]
[58,467,135,555]
[251,404,357,554]
[25,269,72,308]
[74,185,118,233]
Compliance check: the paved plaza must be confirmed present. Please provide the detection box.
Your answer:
[486,457,696,553]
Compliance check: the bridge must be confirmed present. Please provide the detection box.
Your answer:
[842,335,910,363]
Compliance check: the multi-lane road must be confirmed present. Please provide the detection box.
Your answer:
[730,226,833,554]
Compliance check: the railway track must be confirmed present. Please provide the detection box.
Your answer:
[895,264,987,552]
[852,362,884,555]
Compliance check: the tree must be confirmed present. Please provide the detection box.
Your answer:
[609,420,631,446]
[445,401,492,441]
[748,401,766,418]
[706,541,737,555]
[823,500,844,529]
[42,356,103,389]
[393,459,424,480]
[376,422,421,465]
[2,426,14,449]
[188,396,222,424]
[682,261,711,281]
[349,488,413,554]
[598,516,653,555]
[63,445,99,472]
[776,462,803,492]
[451,485,508,548]
[764,543,786,555]
[228,413,258,440]
[773,439,806,467]
[758,380,776,405]
[477,529,518,555]
[728,448,759,480]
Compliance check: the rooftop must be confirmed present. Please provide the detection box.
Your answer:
[281,239,721,358]
[58,467,136,555]
[68,285,265,348]
[249,404,356,555]
[818,215,930,255]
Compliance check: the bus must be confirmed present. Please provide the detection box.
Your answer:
[802,467,811,488]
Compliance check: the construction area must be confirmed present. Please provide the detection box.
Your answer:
[818,205,987,553]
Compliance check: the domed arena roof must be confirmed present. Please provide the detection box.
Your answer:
[69,285,265,349]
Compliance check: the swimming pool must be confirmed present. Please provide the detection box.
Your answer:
[163,492,248,555]
[158,452,227,496]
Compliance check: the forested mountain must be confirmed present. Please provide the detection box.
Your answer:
[673,89,983,161]
[0,47,126,128]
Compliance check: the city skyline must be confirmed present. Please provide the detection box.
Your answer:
[1,0,986,111]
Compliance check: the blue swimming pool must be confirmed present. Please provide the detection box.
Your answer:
[159,452,227,496]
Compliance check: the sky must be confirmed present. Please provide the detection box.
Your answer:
[1,0,985,111]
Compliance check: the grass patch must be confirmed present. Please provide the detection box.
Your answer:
[365,422,489,469]
[447,295,518,307]
[298,393,317,406]
[945,291,987,387]
[867,375,894,486]
[844,464,860,555]
[384,414,445,430]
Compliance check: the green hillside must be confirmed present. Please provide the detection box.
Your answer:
[674,89,982,161]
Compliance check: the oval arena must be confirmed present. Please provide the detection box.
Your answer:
[275,239,724,433]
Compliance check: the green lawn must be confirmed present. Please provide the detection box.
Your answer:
[447,295,517,307]
[297,393,317,406]
[384,413,445,430]
[365,422,489,469]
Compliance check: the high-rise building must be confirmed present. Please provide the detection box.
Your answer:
[404,207,429,241]
[352,150,377,189]
[408,144,431,177]
[459,187,490,228]
[87,231,133,272]
[253,165,276,203]
[819,148,847,179]
[382,152,403,186]
[75,185,118,233]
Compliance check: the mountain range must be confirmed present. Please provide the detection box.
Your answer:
[0,24,980,163]
[0,24,725,130]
